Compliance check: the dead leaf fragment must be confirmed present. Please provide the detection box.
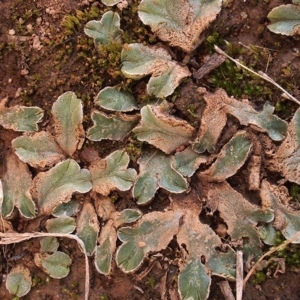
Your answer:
[269,107,300,184]
[260,180,300,243]
[192,90,227,153]
[93,193,116,221]
[116,210,182,272]
[194,53,226,80]
[209,182,274,259]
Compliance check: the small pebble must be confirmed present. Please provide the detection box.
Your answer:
[36,17,42,25]
[80,147,99,163]
[241,12,247,19]
[21,69,29,75]
[8,29,15,35]
[26,24,33,31]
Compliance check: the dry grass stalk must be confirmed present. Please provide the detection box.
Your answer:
[243,230,300,289]
[214,45,300,106]
[0,231,90,300]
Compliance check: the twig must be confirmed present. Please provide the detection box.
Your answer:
[238,42,279,53]
[214,45,300,105]
[218,281,235,300]
[0,232,90,300]
[236,251,243,300]
[243,230,300,289]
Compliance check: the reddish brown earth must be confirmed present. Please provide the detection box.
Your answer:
[1,0,300,299]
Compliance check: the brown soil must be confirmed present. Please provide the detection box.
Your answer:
[1,0,300,299]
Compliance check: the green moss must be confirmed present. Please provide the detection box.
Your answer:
[0,42,6,57]
[61,7,103,36]
[205,41,279,99]
[145,277,156,288]
[62,15,81,36]
[186,104,198,117]
[20,91,32,106]
[290,184,300,202]
[205,30,224,52]
[209,57,272,99]
[224,41,246,57]
[275,101,292,118]
[276,246,300,266]
[121,3,158,45]
[252,271,267,284]
[7,42,16,51]
[22,8,41,20]
[274,231,285,246]
[272,232,300,267]
[63,286,79,299]
[126,137,143,161]
[10,3,42,35]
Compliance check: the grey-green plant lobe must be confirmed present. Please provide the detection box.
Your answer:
[138,0,222,52]
[84,11,123,46]
[52,92,84,156]
[121,43,191,97]
[95,86,138,111]
[12,131,65,168]
[133,104,195,154]
[116,210,182,272]
[6,266,32,298]
[2,152,36,218]
[35,251,72,279]
[87,111,140,141]
[0,104,44,132]
[267,4,300,36]
[31,159,92,215]
[89,150,137,196]
[77,202,99,256]
[133,148,188,205]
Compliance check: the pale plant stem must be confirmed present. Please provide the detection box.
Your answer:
[0,232,90,300]
[214,45,300,106]
[236,251,243,300]
[243,230,300,289]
